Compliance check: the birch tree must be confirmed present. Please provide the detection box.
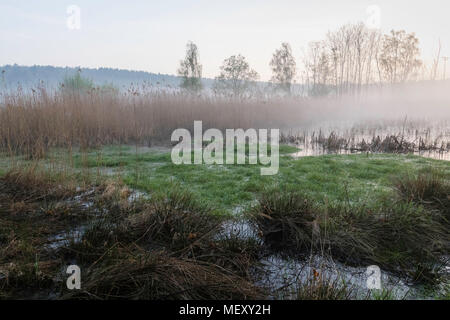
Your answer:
[270,43,296,94]
[214,54,259,98]
[178,41,203,93]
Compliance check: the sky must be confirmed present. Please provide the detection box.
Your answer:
[1,0,449,81]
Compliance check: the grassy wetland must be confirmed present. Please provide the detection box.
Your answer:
[0,85,449,300]
[1,6,450,300]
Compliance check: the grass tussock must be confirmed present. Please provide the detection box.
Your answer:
[249,191,317,251]
[0,167,103,297]
[1,171,264,299]
[250,190,448,283]
[394,168,450,220]
[1,160,448,298]
[69,188,223,256]
[294,272,397,300]
[124,189,223,251]
[295,272,356,300]
[58,187,264,300]
[63,248,263,300]
[0,167,78,201]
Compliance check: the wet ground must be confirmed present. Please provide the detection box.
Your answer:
[1,181,448,300]
[1,141,448,299]
[220,218,449,300]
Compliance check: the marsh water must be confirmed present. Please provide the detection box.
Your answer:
[282,119,450,161]
[289,142,449,161]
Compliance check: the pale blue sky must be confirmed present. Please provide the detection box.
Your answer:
[1,0,449,80]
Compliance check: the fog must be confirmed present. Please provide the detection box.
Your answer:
[293,81,450,127]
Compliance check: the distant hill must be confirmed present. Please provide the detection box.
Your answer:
[0,64,318,96]
[0,64,214,91]
[1,64,446,97]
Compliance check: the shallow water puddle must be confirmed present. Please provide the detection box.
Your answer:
[254,254,414,299]
[46,225,87,250]
[45,187,148,250]
[223,218,447,299]
[218,219,259,240]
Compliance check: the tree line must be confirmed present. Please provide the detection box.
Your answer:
[178,41,296,98]
[178,22,437,98]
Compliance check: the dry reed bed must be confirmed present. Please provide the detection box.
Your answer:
[0,90,307,158]
[2,84,449,158]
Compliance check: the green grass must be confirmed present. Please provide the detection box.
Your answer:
[3,145,448,214]
[85,146,450,212]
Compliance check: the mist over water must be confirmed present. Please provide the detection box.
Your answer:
[273,81,450,160]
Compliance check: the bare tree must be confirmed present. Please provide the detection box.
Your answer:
[214,54,259,98]
[430,40,441,80]
[365,29,383,87]
[379,30,422,84]
[303,23,431,96]
[270,42,296,94]
[304,41,331,96]
[302,23,426,96]
[178,41,203,93]
[325,23,382,96]
[443,56,449,80]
